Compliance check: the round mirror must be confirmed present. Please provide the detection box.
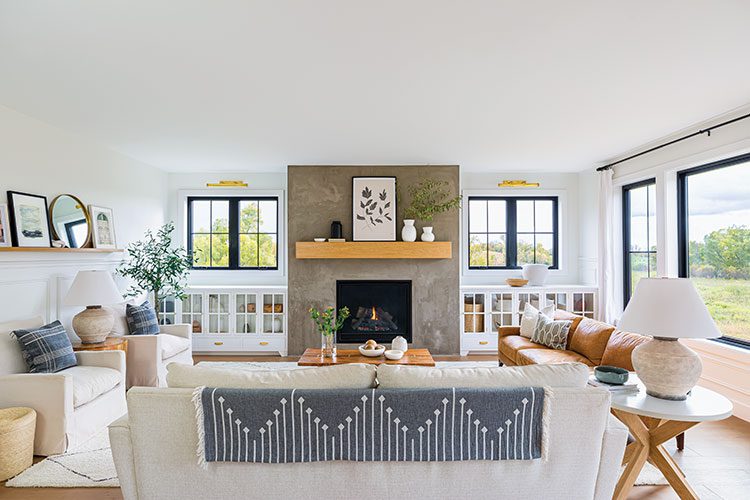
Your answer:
[49,195,91,248]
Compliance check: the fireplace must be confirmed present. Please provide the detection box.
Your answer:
[336,280,412,344]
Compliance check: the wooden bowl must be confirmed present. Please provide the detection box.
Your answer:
[506,278,529,287]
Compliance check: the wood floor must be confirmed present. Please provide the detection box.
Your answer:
[2,355,748,500]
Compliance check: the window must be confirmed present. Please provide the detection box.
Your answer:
[468,196,558,269]
[187,197,278,270]
[623,179,657,304]
[678,154,750,347]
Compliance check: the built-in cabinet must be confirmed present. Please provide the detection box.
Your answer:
[159,286,287,355]
[460,285,597,355]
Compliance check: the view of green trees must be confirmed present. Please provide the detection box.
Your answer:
[469,235,553,267]
[688,226,750,279]
[192,200,277,268]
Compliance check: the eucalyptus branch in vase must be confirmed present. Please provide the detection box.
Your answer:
[309,306,350,357]
[403,178,461,241]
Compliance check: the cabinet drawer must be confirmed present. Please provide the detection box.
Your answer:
[193,336,243,352]
[243,336,285,352]
[462,335,498,351]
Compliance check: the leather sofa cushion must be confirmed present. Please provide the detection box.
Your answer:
[64,365,122,408]
[600,330,651,371]
[498,335,547,364]
[516,348,595,367]
[161,334,191,360]
[553,310,584,348]
[567,318,614,365]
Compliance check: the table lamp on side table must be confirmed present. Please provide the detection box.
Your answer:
[63,270,124,343]
[618,277,721,400]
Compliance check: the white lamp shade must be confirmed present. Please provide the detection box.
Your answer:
[619,277,721,339]
[63,270,124,306]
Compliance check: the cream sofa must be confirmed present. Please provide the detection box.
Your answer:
[110,363,628,500]
[0,316,127,455]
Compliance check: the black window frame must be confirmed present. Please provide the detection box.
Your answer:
[467,196,559,270]
[622,178,658,305]
[677,153,750,349]
[187,196,279,271]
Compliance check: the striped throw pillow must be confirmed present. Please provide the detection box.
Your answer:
[126,301,160,335]
[531,314,572,351]
[12,320,77,373]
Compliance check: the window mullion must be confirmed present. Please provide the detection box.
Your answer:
[228,199,239,269]
[507,200,518,268]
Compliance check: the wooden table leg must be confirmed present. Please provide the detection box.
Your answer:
[612,409,651,500]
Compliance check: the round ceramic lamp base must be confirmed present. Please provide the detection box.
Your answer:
[72,306,114,344]
[632,337,703,401]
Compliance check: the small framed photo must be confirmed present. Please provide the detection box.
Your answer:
[89,205,117,249]
[0,203,11,247]
[7,191,52,248]
[352,176,396,241]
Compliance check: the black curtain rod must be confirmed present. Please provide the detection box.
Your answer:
[596,111,750,171]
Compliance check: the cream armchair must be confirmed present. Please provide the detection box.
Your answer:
[123,323,193,388]
[0,317,127,456]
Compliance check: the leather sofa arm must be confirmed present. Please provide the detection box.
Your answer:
[160,323,192,341]
[498,326,521,337]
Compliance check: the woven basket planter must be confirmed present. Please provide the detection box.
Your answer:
[0,407,36,481]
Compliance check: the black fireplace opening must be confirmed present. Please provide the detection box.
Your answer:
[336,280,412,344]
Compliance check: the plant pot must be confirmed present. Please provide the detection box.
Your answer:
[522,264,550,286]
[321,332,336,358]
[401,219,417,242]
[420,226,435,242]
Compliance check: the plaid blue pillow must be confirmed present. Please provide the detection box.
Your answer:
[126,301,160,335]
[12,320,77,373]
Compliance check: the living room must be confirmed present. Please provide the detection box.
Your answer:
[0,2,748,499]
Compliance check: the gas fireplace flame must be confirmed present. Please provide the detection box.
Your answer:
[370,306,377,320]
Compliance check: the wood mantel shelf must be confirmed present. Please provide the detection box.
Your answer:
[0,247,124,253]
[295,241,452,259]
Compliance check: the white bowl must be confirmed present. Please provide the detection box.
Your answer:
[358,345,385,357]
[313,238,326,242]
[384,349,404,360]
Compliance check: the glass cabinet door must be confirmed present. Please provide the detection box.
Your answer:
[572,292,595,318]
[158,297,176,325]
[545,292,568,312]
[207,293,230,333]
[516,292,541,322]
[490,292,513,329]
[463,293,485,333]
[262,293,285,333]
[181,293,204,333]
[235,293,257,333]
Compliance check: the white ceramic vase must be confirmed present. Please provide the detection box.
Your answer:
[522,264,549,286]
[421,226,435,242]
[391,335,408,352]
[401,219,417,242]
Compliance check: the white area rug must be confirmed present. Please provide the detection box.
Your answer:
[6,429,119,488]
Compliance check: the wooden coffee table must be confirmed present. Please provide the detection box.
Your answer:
[298,348,435,366]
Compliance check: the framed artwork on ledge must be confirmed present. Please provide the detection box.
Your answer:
[7,191,52,248]
[0,203,10,247]
[89,205,117,249]
[352,176,396,241]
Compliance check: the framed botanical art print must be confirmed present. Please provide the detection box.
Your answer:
[0,203,11,247]
[7,191,52,247]
[352,176,396,241]
[89,205,117,249]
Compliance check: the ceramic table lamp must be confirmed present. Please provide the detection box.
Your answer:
[63,270,124,343]
[618,277,721,400]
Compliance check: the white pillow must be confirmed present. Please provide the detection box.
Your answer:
[377,362,589,389]
[519,302,555,338]
[166,362,377,389]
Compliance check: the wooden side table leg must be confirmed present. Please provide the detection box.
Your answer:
[676,432,685,451]
[612,410,651,500]
[650,444,699,500]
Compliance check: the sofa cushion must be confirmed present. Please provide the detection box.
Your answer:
[519,303,555,338]
[498,335,547,364]
[553,310,584,348]
[106,293,149,336]
[567,318,615,365]
[166,363,377,389]
[377,362,590,389]
[12,320,77,374]
[600,330,651,371]
[126,301,160,335]
[63,365,121,408]
[0,316,44,376]
[161,334,191,360]
[530,314,572,350]
[516,348,595,367]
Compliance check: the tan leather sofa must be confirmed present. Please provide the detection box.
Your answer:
[498,310,649,371]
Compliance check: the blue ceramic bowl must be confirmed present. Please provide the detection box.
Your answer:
[594,365,629,385]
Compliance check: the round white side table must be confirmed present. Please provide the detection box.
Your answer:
[610,385,733,500]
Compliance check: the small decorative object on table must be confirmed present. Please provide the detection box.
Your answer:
[401,219,417,242]
[63,270,126,343]
[330,220,343,239]
[403,178,462,242]
[358,339,386,357]
[522,264,549,286]
[594,365,629,385]
[391,335,408,352]
[384,349,404,360]
[506,278,529,287]
[309,305,350,358]
[313,238,326,242]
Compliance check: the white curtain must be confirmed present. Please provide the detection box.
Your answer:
[597,169,617,324]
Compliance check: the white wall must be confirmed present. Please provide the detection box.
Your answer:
[460,171,581,286]
[0,105,167,332]
[605,105,750,422]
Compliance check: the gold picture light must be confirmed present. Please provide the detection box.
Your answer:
[206,180,248,188]
[498,180,540,188]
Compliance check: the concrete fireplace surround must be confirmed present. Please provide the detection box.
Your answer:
[287,165,460,355]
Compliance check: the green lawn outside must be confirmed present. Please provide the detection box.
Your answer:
[692,277,750,342]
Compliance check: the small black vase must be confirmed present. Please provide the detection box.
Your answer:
[330,220,343,239]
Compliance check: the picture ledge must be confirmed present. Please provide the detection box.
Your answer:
[295,241,452,259]
[0,247,124,253]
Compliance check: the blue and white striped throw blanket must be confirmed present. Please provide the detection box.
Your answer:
[193,387,546,465]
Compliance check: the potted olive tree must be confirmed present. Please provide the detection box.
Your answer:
[403,178,462,241]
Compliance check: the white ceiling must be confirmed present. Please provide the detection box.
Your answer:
[2,1,750,173]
